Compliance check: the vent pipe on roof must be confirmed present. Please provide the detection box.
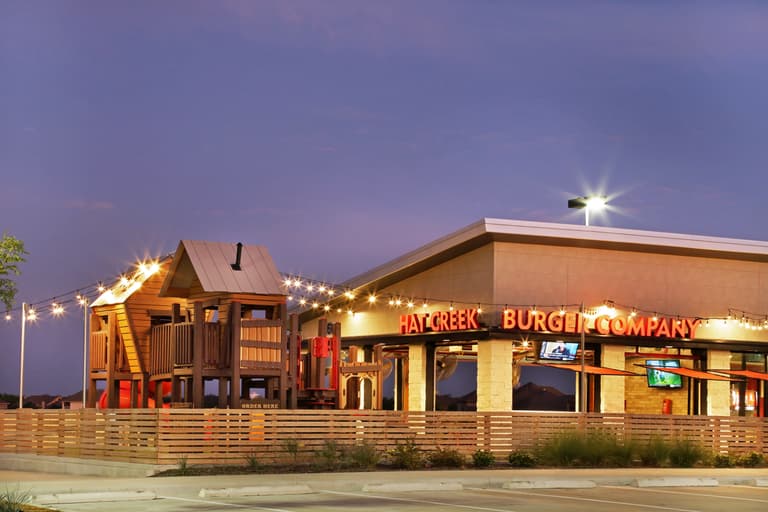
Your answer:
[231,242,243,271]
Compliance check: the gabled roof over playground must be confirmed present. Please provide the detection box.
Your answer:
[159,240,284,298]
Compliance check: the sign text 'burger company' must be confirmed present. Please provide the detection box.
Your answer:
[501,308,701,339]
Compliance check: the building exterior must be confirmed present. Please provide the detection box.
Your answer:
[298,218,768,416]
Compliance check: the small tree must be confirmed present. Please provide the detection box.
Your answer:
[0,234,27,311]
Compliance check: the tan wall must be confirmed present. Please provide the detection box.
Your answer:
[707,350,731,416]
[477,339,513,411]
[493,241,768,342]
[624,348,692,415]
[601,345,627,413]
[302,245,494,338]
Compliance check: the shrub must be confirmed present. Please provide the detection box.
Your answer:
[735,452,764,468]
[244,452,260,470]
[428,447,465,468]
[0,487,31,512]
[344,441,381,470]
[536,430,584,466]
[388,439,424,470]
[668,439,705,467]
[283,438,300,465]
[315,440,342,471]
[712,454,732,468]
[177,455,190,475]
[637,436,671,467]
[472,449,496,468]
[508,450,537,467]
[535,430,634,467]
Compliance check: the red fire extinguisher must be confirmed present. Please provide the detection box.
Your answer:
[662,398,672,415]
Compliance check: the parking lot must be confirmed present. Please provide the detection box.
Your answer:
[39,484,768,512]
[5,466,765,512]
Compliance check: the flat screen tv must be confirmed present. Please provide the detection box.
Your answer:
[539,340,579,361]
[645,359,683,388]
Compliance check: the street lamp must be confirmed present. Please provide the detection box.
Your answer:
[18,303,28,408]
[568,196,607,226]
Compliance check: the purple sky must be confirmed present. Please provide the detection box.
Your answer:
[2,2,767,396]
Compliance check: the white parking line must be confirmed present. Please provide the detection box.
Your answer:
[322,490,519,512]
[603,485,768,504]
[160,495,295,511]
[467,487,701,512]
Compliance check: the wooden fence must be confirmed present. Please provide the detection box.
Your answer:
[1,410,765,466]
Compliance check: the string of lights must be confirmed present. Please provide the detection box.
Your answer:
[281,275,768,330]
[4,266,768,332]
[2,259,165,323]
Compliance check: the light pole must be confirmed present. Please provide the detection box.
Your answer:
[568,196,607,226]
[579,302,587,417]
[18,302,27,409]
[81,297,89,407]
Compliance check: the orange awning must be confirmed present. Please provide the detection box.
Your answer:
[636,365,737,381]
[709,369,768,381]
[534,363,642,376]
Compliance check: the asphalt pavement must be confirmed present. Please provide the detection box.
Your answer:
[1,455,767,511]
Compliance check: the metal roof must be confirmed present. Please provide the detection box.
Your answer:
[160,240,284,296]
[341,218,768,293]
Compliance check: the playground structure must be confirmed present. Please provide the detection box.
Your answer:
[87,240,385,410]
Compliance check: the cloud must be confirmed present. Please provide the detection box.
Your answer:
[64,200,114,210]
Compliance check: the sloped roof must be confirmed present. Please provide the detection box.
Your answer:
[91,255,172,307]
[159,240,284,297]
[340,218,768,294]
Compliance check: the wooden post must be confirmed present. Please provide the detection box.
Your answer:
[333,322,342,408]
[170,305,181,404]
[106,312,117,408]
[289,314,299,409]
[313,318,328,389]
[130,380,139,408]
[230,301,242,408]
[86,312,99,408]
[140,374,149,408]
[279,303,288,408]
[425,342,436,411]
[218,378,228,409]
[375,344,384,410]
[192,301,204,408]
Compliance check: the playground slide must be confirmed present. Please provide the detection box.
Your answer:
[97,380,172,408]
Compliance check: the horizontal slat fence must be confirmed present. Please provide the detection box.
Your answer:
[1,410,765,466]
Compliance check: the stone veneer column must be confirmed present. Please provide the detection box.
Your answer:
[601,344,627,413]
[477,339,513,411]
[408,344,427,411]
[707,350,731,416]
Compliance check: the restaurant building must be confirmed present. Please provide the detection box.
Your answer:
[298,218,768,416]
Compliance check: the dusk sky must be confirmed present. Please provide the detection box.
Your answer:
[2,2,767,396]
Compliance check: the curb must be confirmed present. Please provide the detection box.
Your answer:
[34,491,157,505]
[503,480,597,489]
[199,484,313,498]
[634,477,719,488]
[362,482,463,493]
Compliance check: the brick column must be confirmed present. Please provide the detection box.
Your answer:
[408,344,427,411]
[601,344,627,413]
[707,350,731,416]
[477,339,513,411]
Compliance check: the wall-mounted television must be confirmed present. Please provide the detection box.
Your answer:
[646,359,683,388]
[539,340,579,361]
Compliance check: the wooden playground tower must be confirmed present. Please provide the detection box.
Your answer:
[87,240,385,409]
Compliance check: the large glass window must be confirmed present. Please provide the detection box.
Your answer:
[730,352,767,417]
